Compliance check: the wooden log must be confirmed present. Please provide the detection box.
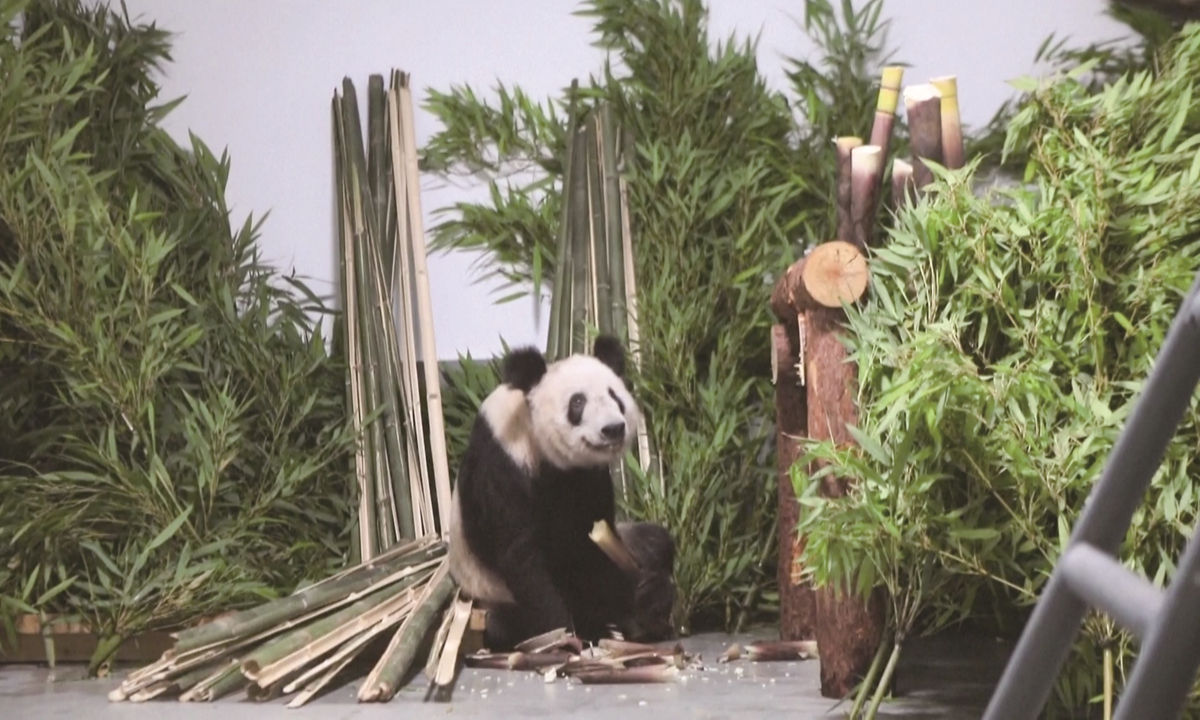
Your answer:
[868,67,904,161]
[773,323,816,642]
[903,84,944,190]
[850,146,884,250]
[803,307,886,696]
[892,159,915,209]
[835,137,863,243]
[770,242,868,323]
[930,76,964,170]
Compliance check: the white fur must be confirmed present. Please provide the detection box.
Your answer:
[527,354,641,470]
[448,490,514,604]
[479,384,540,471]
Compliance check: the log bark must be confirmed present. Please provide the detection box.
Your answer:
[835,137,863,243]
[868,66,903,161]
[930,76,964,170]
[903,84,944,190]
[804,307,887,696]
[850,146,883,250]
[773,324,816,642]
[770,242,868,322]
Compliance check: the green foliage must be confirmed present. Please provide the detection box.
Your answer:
[438,355,503,474]
[421,0,898,631]
[794,24,1200,716]
[0,0,354,665]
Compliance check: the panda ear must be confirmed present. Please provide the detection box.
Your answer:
[502,346,547,393]
[592,334,626,377]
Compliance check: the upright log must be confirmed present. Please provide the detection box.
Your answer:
[772,323,815,641]
[804,305,887,697]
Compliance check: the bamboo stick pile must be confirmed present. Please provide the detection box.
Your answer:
[108,70,471,708]
[548,93,654,505]
[770,68,967,703]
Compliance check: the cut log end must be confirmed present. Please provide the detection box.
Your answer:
[800,241,869,308]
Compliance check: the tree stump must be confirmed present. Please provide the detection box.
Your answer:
[804,304,888,697]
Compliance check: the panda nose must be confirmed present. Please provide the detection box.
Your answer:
[601,422,625,441]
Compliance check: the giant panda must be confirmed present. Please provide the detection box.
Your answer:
[447,334,676,651]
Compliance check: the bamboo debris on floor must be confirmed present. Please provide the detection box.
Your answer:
[109,69,466,709]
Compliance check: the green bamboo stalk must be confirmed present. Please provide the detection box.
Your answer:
[546,80,580,361]
[238,566,435,679]
[359,566,457,702]
[179,660,244,702]
[335,86,382,558]
[600,104,627,344]
[568,122,593,355]
[849,635,889,719]
[334,94,372,564]
[587,112,612,338]
[172,541,445,652]
[865,639,902,720]
[87,632,123,677]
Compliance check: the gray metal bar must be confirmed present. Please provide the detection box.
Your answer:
[1058,542,1162,639]
[983,276,1200,720]
[1113,516,1200,720]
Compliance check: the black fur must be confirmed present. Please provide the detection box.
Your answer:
[592,334,626,377]
[503,346,548,393]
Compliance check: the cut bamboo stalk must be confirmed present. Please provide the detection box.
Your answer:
[589,519,642,575]
[285,650,358,709]
[891,159,915,208]
[238,565,435,682]
[423,585,457,680]
[180,660,244,703]
[903,84,944,190]
[868,67,904,161]
[850,145,884,250]
[395,72,454,537]
[930,76,964,170]
[171,541,444,652]
[836,137,863,243]
[426,594,473,702]
[358,564,457,702]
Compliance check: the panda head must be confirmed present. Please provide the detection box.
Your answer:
[503,335,640,471]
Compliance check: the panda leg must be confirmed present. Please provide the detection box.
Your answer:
[615,521,677,641]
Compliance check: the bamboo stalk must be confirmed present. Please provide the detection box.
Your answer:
[600,104,627,344]
[568,125,592,355]
[238,565,436,682]
[426,593,473,702]
[333,93,374,564]
[285,651,358,709]
[849,637,889,720]
[395,72,453,536]
[546,80,581,361]
[171,541,444,652]
[865,640,902,720]
[358,563,457,702]
[1104,645,1114,720]
[891,159,914,209]
[850,145,884,250]
[588,113,613,338]
[836,137,863,243]
[930,76,964,170]
[903,84,944,190]
[180,660,244,703]
[868,67,904,161]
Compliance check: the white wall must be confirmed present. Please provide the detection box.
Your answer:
[112,0,1129,360]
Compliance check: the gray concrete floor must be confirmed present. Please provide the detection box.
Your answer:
[0,629,1009,719]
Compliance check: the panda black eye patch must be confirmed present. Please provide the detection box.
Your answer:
[568,392,587,425]
[608,388,625,414]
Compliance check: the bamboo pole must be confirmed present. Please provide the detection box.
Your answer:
[836,137,863,243]
[903,84,944,190]
[850,145,884,250]
[546,80,581,361]
[930,76,964,170]
[891,159,915,209]
[868,67,904,161]
[396,72,454,537]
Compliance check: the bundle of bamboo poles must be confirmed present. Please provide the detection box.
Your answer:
[108,70,473,708]
[547,91,653,506]
[769,68,968,711]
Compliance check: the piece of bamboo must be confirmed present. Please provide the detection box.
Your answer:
[850,145,884,250]
[930,76,964,170]
[903,84,944,190]
[868,67,904,161]
[891,159,915,208]
[546,81,581,360]
[836,137,863,243]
